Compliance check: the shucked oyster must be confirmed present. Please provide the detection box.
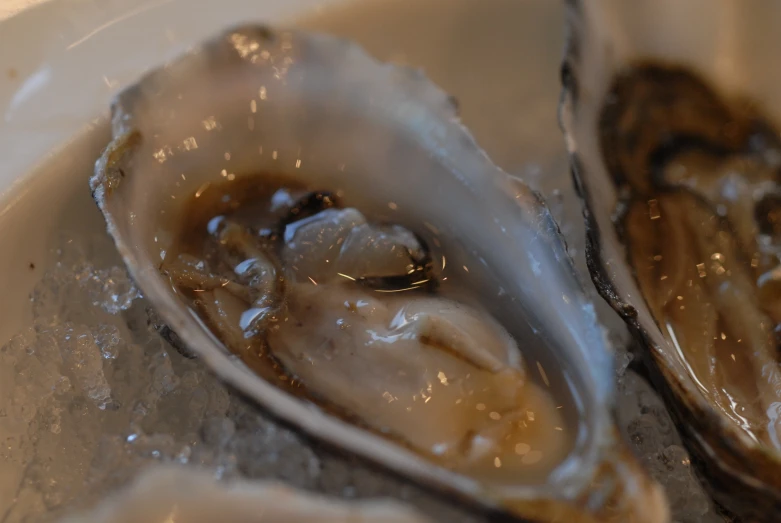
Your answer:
[91,26,666,522]
[560,0,781,519]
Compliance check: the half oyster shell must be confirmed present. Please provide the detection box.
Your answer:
[91,25,667,522]
[59,466,433,523]
[560,0,781,520]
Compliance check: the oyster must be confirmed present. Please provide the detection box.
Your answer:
[91,25,667,522]
[59,465,433,523]
[560,0,781,519]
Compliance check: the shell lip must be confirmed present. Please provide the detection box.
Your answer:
[91,23,666,521]
[60,464,435,523]
[558,0,781,515]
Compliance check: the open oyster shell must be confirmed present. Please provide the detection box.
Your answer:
[58,466,433,523]
[560,0,781,519]
[91,25,667,522]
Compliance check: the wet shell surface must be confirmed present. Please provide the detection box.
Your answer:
[560,0,781,520]
[91,25,667,522]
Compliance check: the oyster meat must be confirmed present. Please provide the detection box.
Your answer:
[561,0,781,520]
[164,175,569,482]
[92,25,667,522]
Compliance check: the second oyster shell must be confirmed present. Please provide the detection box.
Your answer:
[560,0,781,520]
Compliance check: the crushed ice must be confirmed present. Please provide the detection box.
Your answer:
[0,234,480,523]
[616,362,726,522]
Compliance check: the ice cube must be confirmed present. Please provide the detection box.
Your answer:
[59,323,112,408]
[93,325,122,360]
